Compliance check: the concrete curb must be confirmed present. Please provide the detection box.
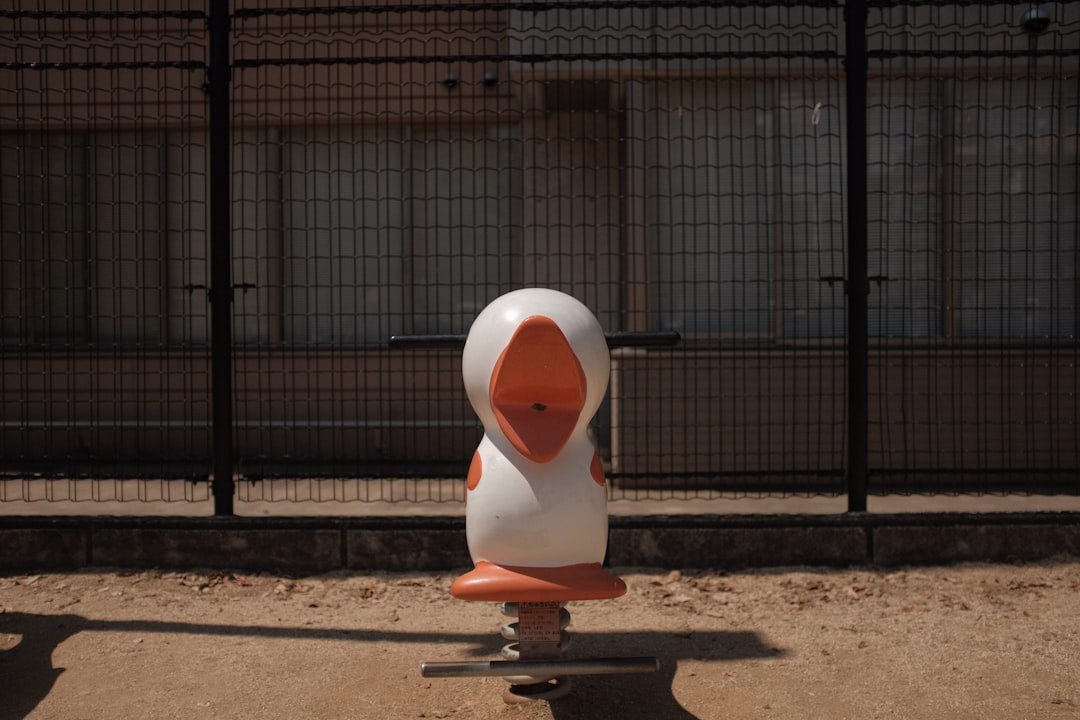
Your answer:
[2,513,1078,572]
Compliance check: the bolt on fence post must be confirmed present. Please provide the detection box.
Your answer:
[209,1,235,516]
[844,0,870,513]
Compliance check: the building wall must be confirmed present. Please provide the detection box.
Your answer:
[2,2,1078,487]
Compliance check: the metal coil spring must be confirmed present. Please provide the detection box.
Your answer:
[497,602,574,701]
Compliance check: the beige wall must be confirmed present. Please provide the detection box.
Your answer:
[1,351,476,463]
[611,348,1078,486]
[5,348,1077,486]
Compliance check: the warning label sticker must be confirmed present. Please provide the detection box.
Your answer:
[517,602,562,643]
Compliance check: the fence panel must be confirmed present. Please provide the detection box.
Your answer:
[1,6,213,503]
[865,1,1080,493]
[225,0,852,506]
[2,1,1078,510]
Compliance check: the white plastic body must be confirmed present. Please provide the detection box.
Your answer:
[461,288,611,568]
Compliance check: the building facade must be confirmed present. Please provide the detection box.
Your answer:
[2,1,1078,494]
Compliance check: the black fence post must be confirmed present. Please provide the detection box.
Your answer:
[209,1,235,516]
[844,0,870,513]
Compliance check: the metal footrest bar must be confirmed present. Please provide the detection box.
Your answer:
[420,657,659,679]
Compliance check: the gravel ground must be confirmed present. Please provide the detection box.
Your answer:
[2,560,1079,720]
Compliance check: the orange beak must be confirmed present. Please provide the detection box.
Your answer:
[489,315,586,463]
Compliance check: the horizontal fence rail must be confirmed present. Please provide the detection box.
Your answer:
[1,1,1078,513]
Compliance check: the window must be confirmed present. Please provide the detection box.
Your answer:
[644,76,1078,342]
[867,84,943,338]
[1,131,208,347]
[952,79,1078,338]
[647,81,775,337]
[280,125,407,345]
[232,123,521,346]
[869,77,1078,340]
[645,79,847,340]
[3,125,520,348]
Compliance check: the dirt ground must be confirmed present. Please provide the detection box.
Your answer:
[2,560,1079,720]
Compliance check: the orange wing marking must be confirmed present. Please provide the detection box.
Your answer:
[467,450,482,491]
[590,451,606,487]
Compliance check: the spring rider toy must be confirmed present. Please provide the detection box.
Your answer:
[415,288,663,700]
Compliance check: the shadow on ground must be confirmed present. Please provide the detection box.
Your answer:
[0,612,80,720]
[547,630,781,720]
[0,611,781,720]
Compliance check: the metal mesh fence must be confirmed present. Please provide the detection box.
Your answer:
[226,0,852,505]
[865,1,1080,493]
[1,1,1078,508]
[1,6,213,503]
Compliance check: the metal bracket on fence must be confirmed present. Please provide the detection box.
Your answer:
[181,283,256,303]
[819,275,847,292]
[868,275,893,289]
[819,276,893,295]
